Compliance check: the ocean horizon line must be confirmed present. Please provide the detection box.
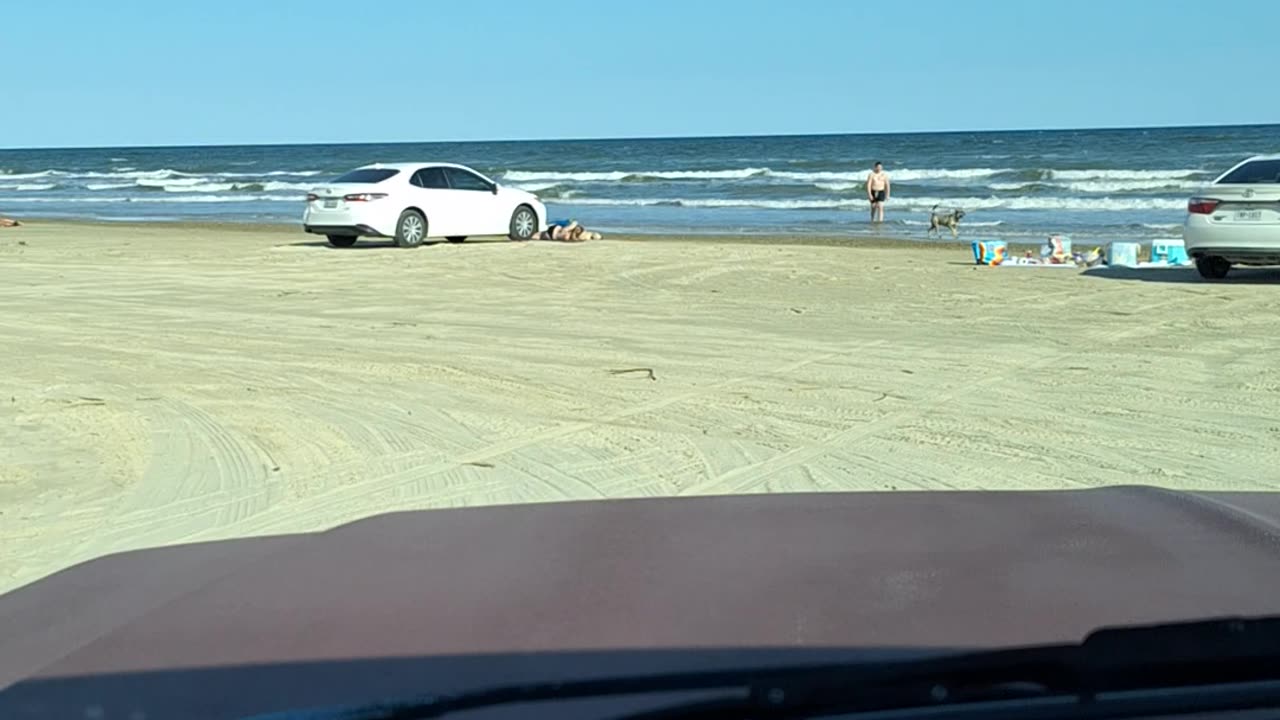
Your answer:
[3,121,1277,153]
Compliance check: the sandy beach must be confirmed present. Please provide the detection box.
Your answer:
[3,221,1280,595]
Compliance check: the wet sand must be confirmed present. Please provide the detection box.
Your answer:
[3,221,1280,594]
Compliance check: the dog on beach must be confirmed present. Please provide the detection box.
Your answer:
[927,205,966,239]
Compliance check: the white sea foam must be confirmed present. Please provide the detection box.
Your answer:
[898,196,1187,211]
[15,195,298,204]
[502,170,632,182]
[210,170,324,178]
[772,167,1009,183]
[136,176,217,190]
[1,170,63,179]
[510,182,562,193]
[504,167,1007,184]
[642,168,768,180]
[550,195,1187,212]
[1060,179,1201,193]
[503,169,768,182]
[260,181,314,192]
[988,178,1200,193]
[1047,169,1205,181]
[0,183,57,191]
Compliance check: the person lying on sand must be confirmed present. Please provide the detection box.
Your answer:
[0,217,20,227]
[538,219,602,242]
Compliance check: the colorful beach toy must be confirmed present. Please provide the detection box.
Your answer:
[971,240,1008,266]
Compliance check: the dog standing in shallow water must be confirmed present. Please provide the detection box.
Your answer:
[927,205,965,239]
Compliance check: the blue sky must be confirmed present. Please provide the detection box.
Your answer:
[5,0,1278,148]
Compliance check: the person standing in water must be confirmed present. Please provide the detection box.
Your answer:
[866,161,890,223]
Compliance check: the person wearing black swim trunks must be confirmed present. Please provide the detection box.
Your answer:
[866,161,890,223]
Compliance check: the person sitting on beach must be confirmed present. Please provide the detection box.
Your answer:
[538,219,601,242]
[0,216,20,227]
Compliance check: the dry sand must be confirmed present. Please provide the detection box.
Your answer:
[3,222,1280,594]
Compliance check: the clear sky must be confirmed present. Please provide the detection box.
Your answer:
[5,0,1277,148]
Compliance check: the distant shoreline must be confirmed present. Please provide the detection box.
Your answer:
[3,122,1277,153]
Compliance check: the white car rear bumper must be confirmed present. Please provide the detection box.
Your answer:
[302,203,399,237]
[1184,214,1280,264]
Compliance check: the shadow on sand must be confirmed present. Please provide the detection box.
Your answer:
[1082,266,1280,285]
[283,239,446,250]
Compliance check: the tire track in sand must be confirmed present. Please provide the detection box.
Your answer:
[69,398,276,558]
[89,282,1151,543]
[176,343,888,540]
[193,283,1154,537]
[677,291,1229,497]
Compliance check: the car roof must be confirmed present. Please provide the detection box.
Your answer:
[354,162,474,171]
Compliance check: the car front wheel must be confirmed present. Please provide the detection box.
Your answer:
[327,235,357,248]
[509,205,537,241]
[394,210,427,248]
[1195,256,1231,280]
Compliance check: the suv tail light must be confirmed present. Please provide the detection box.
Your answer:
[343,193,388,202]
[1188,198,1220,215]
[305,193,319,202]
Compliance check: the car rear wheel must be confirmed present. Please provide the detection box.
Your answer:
[509,205,537,241]
[1195,256,1231,280]
[327,235,357,248]
[447,236,466,243]
[394,210,426,248]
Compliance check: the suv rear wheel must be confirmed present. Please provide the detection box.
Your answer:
[1195,256,1231,280]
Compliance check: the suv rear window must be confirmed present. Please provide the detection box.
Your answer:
[331,168,400,184]
[1218,159,1280,185]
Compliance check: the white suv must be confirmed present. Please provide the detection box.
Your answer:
[1184,155,1280,279]
[303,163,546,248]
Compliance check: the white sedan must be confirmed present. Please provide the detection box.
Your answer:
[302,163,546,248]
[1184,154,1280,280]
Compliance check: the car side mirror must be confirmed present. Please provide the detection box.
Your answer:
[491,183,499,195]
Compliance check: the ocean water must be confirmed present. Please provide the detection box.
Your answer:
[1,125,1275,241]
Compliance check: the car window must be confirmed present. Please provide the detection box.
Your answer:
[444,167,493,192]
[410,167,449,189]
[331,168,399,184]
[1218,159,1280,185]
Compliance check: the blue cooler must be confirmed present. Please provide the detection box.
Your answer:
[1151,239,1190,265]
[1107,241,1140,267]
[971,240,1008,265]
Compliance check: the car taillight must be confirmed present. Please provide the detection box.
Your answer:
[1188,198,1220,215]
[306,193,319,202]
[343,193,388,202]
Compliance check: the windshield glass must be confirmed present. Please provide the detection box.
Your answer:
[1218,159,1280,184]
[331,168,399,184]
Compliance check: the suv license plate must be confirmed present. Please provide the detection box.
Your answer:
[1235,210,1263,222]
[323,199,338,209]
